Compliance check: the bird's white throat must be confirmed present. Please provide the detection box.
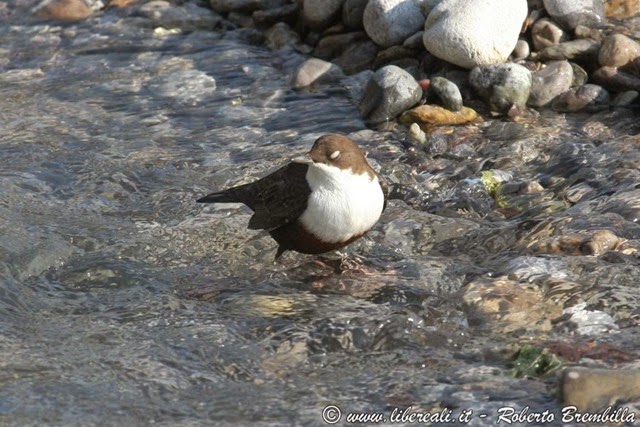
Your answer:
[299,163,384,243]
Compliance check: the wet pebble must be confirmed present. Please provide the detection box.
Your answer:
[528,60,573,108]
[592,66,640,92]
[543,0,606,30]
[358,65,422,125]
[531,17,568,51]
[598,33,640,68]
[264,22,300,50]
[138,1,223,31]
[423,0,527,69]
[430,76,463,111]
[290,58,344,90]
[536,39,600,62]
[469,63,532,114]
[33,0,93,21]
[552,84,610,112]
[612,90,640,106]
[363,0,425,47]
[561,367,640,412]
[373,45,420,69]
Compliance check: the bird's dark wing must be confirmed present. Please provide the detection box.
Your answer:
[245,162,310,230]
[198,162,311,230]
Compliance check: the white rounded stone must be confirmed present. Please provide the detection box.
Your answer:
[423,0,528,69]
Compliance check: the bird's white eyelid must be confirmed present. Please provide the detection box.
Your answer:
[329,150,341,160]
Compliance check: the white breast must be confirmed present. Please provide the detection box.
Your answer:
[299,163,384,243]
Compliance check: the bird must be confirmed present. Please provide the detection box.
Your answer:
[197,134,386,260]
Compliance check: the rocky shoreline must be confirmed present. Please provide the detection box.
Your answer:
[12,0,640,421]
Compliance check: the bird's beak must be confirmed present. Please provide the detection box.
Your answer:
[292,155,313,165]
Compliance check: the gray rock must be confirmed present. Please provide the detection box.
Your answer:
[528,60,573,107]
[342,0,368,29]
[469,63,532,113]
[511,39,530,61]
[430,76,463,111]
[403,31,424,49]
[313,31,368,61]
[138,1,223,31]
[552,84,609,112]
[423,0,527,69]
[542,0,605,30]
[303,0,345,29]
[359,65,423,124]
[537,39,600,62]
[334,40,379,75]
[364,0,425,47]
[531,17,569,51]
[252,3,299,27]
[612,90,639,106]
[264,22,300,50]
[598,33,640,67]
[592,66,640,92]
[373,45,420,69]
[290,58,345,90]
[209,0,266,13]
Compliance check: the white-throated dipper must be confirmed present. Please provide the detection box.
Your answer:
[197,134,385,260]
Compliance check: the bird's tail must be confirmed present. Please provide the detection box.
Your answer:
[196,185,248,204]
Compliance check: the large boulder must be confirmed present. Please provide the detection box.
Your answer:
[423,0,527,69]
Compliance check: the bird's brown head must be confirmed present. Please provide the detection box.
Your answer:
[308,134,374,177]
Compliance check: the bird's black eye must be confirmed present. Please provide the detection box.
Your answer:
[329,150,341,160]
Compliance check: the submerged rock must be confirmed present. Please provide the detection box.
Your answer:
[33,0,93,21]
[562,367,640,412]
[290,58,344,89]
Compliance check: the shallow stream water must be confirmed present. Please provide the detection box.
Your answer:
[1,2,640,426]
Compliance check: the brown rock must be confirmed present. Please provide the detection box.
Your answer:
[605,0,640,19]
[399,105,480,128]
[561,367,640,412]
[312,31,368,60]
[34,0,92,22]
[463,277,562,333]
[599,34,640,68]
[333,40,378,74]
